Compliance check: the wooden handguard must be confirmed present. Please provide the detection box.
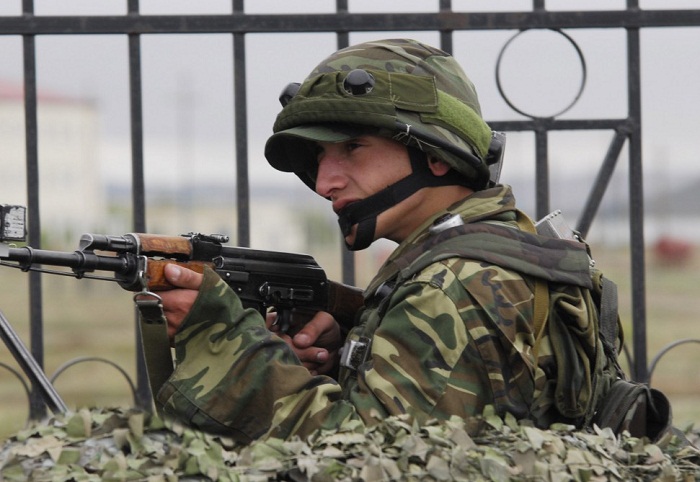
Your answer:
[136,234,193,256]
[144,259,212,291]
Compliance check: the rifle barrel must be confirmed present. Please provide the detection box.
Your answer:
[2,246,130,275]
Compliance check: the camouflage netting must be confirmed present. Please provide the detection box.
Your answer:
[0,406,698,481]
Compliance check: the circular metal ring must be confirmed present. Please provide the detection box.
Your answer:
[647,338,700,385]
[50,356,139,406]
[0,362,32,428]
[495,28,587,119]
[0,361,32,400]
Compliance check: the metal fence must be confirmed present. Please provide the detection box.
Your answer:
[2,0,700,421]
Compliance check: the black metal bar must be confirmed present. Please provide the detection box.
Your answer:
[127,0,139,16]
[439,0,453,54]
[2,10,700,35]
[21,0,47,422]
[127,0,142,231]
[335,0,349,48]
[626,24,648,382]
[335,2,354,287]
[233,0,250,247]
[534,129,549,220]
[0,311,67,415]
[489,118,626,132]
[576,128,628,238]
[127,0,151,410]
[129,46,146,231]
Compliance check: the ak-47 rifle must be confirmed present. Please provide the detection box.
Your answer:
[0,204,364,411]
[0,231,364,332]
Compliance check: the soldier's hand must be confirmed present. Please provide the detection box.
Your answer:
[160,264,203,340]
[268,311,342,376]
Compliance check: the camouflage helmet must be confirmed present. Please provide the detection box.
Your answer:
[264,38,495,191]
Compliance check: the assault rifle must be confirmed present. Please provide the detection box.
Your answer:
[0,231,364,332]
[0,206,364,411]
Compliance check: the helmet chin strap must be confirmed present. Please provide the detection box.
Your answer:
[337,148,470,251]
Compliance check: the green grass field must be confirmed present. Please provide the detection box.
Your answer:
[0,246,698,440]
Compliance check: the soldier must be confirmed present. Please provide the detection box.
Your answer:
[158,39,566,442]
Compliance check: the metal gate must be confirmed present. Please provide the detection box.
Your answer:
[1,1,700,423]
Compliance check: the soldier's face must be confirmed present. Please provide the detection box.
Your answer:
[314,135,422,244]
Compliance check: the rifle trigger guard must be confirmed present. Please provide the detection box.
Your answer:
[133,291,168,326]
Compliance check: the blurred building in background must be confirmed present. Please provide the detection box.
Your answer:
[0,80,105,246]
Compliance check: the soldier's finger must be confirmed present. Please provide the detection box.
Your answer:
[164,264,203,290]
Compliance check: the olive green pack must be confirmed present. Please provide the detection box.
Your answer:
[379,211,672,441]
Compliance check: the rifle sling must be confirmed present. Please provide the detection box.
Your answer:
[134,296,173,413]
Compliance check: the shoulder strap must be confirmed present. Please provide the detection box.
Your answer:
[513,212,550,359]
[592,269,622,362]
[391,222,592,289]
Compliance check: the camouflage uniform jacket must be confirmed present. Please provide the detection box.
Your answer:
[158,185,549,444]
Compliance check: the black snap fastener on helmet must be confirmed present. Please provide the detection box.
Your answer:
[343,69,375,95]
[279,82,301,107]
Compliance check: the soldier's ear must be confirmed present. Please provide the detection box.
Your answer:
[427,156,451,176]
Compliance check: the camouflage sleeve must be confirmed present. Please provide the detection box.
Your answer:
[347,257,538,422]
[157,267,358,443]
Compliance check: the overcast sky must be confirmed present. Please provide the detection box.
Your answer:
[1,0,700,224]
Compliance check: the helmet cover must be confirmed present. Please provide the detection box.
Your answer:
[264,38,493,190]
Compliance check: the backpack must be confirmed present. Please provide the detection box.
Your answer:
[377,210,672,441]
